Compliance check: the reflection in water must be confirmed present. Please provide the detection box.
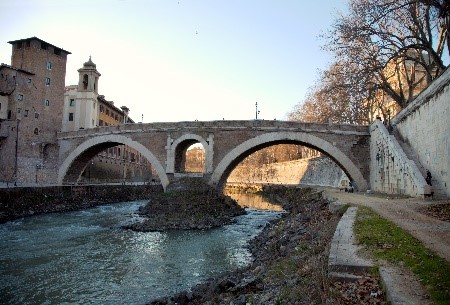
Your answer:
[225,190,284,211]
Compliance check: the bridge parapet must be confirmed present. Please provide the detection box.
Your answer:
[57,120,369,140]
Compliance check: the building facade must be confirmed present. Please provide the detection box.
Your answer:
[0,37,70,183]
[0,37,152,184]
[62,57,152,183]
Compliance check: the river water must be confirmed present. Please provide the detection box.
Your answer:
[0,194,282,305]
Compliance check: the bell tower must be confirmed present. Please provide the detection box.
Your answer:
[77,56,100,93]
[68,57,101,129]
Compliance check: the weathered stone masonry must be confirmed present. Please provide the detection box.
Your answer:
[56,121,371,192]
[392,67,450,199]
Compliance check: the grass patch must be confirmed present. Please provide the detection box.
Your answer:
[355,207,450,305]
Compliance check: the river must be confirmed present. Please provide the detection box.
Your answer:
[0,193,282,305]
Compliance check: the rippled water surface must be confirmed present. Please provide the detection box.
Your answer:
[0,197,281,305]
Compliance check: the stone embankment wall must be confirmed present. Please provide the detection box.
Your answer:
[391,68,450,199]
[227,156,348,188]
[0,184,163,224]
[369,120,430,197]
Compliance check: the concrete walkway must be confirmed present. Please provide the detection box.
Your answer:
[324,188,450,262]
[328,207,373,279]
[325,188,448,305]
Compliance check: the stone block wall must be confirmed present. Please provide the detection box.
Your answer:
[227,156,348,188]
[391,68,450,198]
[369,120,430,197]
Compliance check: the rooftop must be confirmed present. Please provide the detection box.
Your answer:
[0,63,35,75]
[8,37,71,55]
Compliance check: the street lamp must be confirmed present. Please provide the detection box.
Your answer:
[89,160,94,184]
[255,102,260,120]
[35,164,41,184]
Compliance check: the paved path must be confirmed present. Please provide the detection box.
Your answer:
[324,188,450,305]
[324,188,450,262]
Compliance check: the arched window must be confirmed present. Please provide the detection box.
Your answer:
[83,74,88,89]
[34,128,39,135]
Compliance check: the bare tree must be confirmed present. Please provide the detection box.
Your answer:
[288,61,372,124]
[288,0,447,124]
[327,0,447,109]
[416,0,450,54]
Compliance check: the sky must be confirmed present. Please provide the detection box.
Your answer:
[1,0,348,123]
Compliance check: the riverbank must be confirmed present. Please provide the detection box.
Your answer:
[147,186,386,305]
[0,184,163,224]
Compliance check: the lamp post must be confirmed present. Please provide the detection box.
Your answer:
[89,160,93,184]
[255,102,260,120]
[35,164,41,184]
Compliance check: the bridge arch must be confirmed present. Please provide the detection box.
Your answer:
[210,131,368,191]
[167,133,213,174]
[58,134,169,189]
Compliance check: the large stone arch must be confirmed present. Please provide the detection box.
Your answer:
[210,131,368,191]
[166,133,214,174]
[58,134,169,190]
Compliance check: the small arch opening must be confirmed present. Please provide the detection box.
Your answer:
[175,141,205,174]
[83,74,88,90]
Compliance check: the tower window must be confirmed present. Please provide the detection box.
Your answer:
[45,78,51,86]
[44,99,50,106]
[47,61,52,70]
[70,99,75,106]
[83,74,88,89]
[17,108,21,113]
[24,109,29,117]
[34,112,39,119]
[17,94,23,101]
[69,113,74,121]
[27,78,32,84]
[34,128,39,135]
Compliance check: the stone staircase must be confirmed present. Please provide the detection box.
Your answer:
[391,129,438,197]
[391,129,427,177]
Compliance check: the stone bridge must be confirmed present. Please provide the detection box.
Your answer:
[57,120,370,191]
